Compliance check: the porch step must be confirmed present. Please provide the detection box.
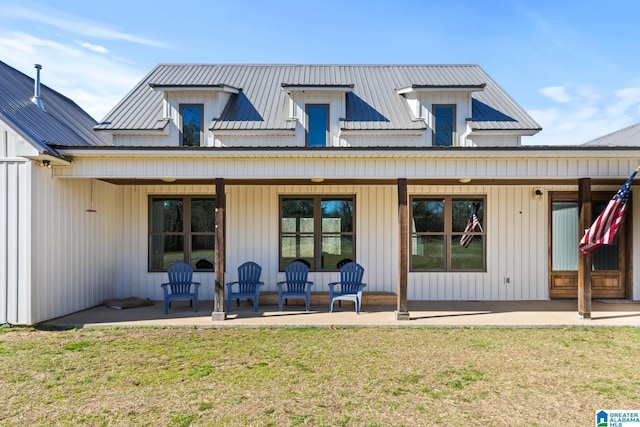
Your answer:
[257,291,396,307]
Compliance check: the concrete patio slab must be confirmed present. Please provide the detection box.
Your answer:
[41,299,640,329]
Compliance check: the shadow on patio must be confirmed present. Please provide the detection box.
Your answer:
[40,299,640,329]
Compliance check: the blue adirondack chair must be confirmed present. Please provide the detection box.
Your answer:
[161,262,201,314]
[225,261,264,312]
[328,262,366,314]
[276,261,314,311]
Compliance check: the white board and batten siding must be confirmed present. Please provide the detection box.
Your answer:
[115,183,397,300]
[30,174,119,324]
[115,183,553,302]
[0,126,32,325]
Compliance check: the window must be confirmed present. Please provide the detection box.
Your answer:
[180,104,203,146]
[280,196,354,271]
[433,105,456,147]
[411,196,485,271]
[149,196,215,271]
[306,104,329,147]
[551,195,620,272]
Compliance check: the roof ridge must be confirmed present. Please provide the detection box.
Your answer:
[153,63,481,68]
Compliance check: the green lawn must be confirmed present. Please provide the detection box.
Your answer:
[1,326,639,426]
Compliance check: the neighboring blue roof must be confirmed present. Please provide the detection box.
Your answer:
[0,61,111,158]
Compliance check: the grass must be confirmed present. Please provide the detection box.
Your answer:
[1,326,639,426]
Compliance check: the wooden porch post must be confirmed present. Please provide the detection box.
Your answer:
[212,178,227,320]
[396,178,410,320]
[578,178,592,319]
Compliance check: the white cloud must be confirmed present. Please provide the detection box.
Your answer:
[4,5,169,49]
[538,86,571,103]
[0,32,80,56]
[0,32,145,120]
[78,41,110,54]
[526,85,640,146]
[605,87,640,116]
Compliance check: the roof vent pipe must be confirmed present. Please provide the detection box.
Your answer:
[31,64,45,111]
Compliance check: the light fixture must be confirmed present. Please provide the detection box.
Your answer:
[534,188,543,199]
[161,178,176,183]
[310,178,325,183]
[39,160,51,168]
[459,178,471,183]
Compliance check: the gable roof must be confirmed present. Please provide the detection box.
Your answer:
[96,64,541,134]
[582,122,640,147]
[0,61,111,158]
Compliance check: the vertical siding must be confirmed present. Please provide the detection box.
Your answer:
[115,182,640,303]
[117,184,400,300]
[468,135,521,147]
[0,157,31,324]
[30,175,119,324]
[408,185,548,300]
[116,184,218,300]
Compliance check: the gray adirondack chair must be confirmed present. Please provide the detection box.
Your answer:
[276,261,314,311]
[328,261,366,314]
[225,262,264,312]
[161,262,201,314]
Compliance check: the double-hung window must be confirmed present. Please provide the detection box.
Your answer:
[180,104,204,146]
[306,104,329,147]
[433,105,456,147]
[149,196,215,271]
[411,196,485,271]
[280,196,354,271]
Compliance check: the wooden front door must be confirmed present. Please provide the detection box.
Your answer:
[549,192,628,299]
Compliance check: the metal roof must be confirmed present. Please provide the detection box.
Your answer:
[0,61,111,157]
[582,122,640,147]
[96,64,541,134]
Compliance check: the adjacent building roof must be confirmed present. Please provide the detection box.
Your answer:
[0,61,111,157]
[96,64,541,134]
[582,122,640,147]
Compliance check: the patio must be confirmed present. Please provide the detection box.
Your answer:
[42,299,640,329]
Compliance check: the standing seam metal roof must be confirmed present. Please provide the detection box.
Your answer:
[0,61,111,155]
[95,64,541,133]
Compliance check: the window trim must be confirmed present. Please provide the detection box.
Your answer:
[305,104,330,147]
[410,195,486,272]
[432,104,456,147]
[279,195,356,272]
[148,195,215,272]
[179,103,204,147]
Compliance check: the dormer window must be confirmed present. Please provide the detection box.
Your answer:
[180,104,203,146]
[433,105,456,147]
[306,104,329,147]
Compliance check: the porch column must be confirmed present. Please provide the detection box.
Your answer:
[212,178,227,320]
[577,178,592,319]
[396,178,410,320]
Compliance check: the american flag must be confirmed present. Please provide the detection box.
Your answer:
[579,168,639,254]
[460,208,481,248]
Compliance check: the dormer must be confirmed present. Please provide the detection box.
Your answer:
[281,83,354,147]
[149,83,241,147]
[397,83,486,147]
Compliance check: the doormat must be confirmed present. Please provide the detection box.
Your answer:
[103,297,155,309]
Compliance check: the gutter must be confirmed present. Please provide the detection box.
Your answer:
[54,145,640,160]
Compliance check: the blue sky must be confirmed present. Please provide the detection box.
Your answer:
[1,0,639,145]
